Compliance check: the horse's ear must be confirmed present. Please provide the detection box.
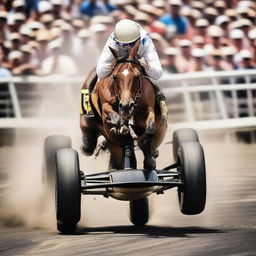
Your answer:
[129,39,140,59]
[109,46,119,59]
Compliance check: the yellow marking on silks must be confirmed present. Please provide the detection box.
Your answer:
[80,89,92,115]
[160,101,168,120]
[122,69,129,76]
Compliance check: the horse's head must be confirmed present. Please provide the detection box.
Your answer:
[109,40,142,120]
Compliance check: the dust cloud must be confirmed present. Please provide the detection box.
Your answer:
[0,126,255,231]
[0,141,55,230]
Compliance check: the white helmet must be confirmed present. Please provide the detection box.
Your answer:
[114,19,140,44]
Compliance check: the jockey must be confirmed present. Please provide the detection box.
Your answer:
[80,19,167,156]
[96,19,167,117]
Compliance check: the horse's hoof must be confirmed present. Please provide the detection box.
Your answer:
[80,145,93,156]
[110,127,117,135]
[119,125,129,135]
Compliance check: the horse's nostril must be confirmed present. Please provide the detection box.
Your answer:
[119,103,123,109]
[130,102,135,108]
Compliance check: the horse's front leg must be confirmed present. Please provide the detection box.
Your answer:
[139,106,157,170]
[102,103,129,135]
[146,106,156,135]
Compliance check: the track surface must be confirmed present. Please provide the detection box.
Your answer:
[0,131,256,256]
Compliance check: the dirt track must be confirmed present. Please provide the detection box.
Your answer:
[0,130,256,256]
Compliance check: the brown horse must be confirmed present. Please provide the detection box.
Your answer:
[80,40,167,170]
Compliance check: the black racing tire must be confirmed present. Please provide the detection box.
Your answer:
[43,135,71,189]
[130,198,149,226]
[55,148,81,234]
[177,141,206,215]
[172,128,199,161]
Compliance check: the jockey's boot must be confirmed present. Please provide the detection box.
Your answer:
[152,83,168,123]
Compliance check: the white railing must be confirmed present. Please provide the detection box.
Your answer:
[0,70,256,131]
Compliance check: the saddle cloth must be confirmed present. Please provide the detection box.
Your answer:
[80,88,101,118]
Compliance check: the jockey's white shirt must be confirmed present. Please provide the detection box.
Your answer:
[96,27,163,80]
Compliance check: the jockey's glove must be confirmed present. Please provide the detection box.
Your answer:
[139,58,150,70]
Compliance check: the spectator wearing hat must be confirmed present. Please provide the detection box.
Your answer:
[90,22,109,50]
[214,0,226,15]
[10,32,21,51]
[138,4,163,22]
[238,19,253,39]
[230,29,249,63]
[51,0,63,19]
[41,40,78,75]
[215,15,230,38]
[12,0,25,14]
[152,0,166,17]
[182,8,202,34]
[38,0,53,19]
[177,39,192,73]
[248,28,256,59]
[36,29,51,64]
[207,49,228,71]
[225,9,237,22]
[195,18,209,37]
[0,48,12,78]
[163,47,179,73]
[205,25,224,55]
[222,46,239,70]
[19,26,31,44]
[0,11,8,41]
[193,36,205,49]
[12,12,26,32]
[58,22,75,57]
[72,19,86,33]
[132,12,150,32]
[6,50,23,73]
[90,15,115,35]
[239,49,256,69]
[12,44,39,75]
[40,14,54,30]
[204,7,218,25]
[80,0,116,18]
[160,0,189,36]
[75,28,98,75]
[190,48,208,72]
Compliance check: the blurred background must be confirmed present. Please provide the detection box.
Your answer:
[0,1,256,255]
[0,0,255,131]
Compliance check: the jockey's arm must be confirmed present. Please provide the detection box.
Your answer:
[96,34,116,79]
[141,37,163,80]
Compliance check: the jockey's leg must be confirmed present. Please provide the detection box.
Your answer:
[151,82,168,123]
[80,115,99,156]
[88,74,98,93]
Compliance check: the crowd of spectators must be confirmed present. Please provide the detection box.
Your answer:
[0,0,256,77]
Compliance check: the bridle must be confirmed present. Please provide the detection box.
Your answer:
[112,58,142,108]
